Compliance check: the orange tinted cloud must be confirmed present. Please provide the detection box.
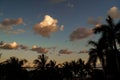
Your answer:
[78,49,88,54]
[1,18,24,26]
[0,18,25,34]
[108,6,120,19]
[0,42,18,49]
[33,15,63,37]
[70,27,93,41]
[87,17,102,26]
[7,29,25,34]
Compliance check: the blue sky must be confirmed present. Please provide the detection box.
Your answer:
[0,0,120,64]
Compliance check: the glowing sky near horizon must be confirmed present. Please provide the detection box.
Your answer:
[0,0,120,64]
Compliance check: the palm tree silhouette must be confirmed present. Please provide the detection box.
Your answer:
[46,60,60,80]
[62,61,73,80]
[0,57,28,80]
[92,16,120,78]
[93,16,120,51]
[34,54,48,70]
[33,54,49,80]
[87,40,106,70]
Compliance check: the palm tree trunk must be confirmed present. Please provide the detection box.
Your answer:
[113,37,117,50]
[113,36,120,75]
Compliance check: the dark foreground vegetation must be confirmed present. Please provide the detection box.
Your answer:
[0,16,120,80]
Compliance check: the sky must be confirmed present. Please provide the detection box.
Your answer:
[0,0,120,65]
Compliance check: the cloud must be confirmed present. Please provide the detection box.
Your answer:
[59,25,64,31]
[87,17,102,26]
[69,27,93,41]
[49,0,66,3]
[59,49,72,54]
[78,49,88,54]
[6,29,25,34]
[0,18,25,34]
[0,41,19,49]
[67,2,74,8]
[1,18,24,26]
[108,6,120,19]
[33,15,63,37]
[19,45,29,50]
[31,45,49,54]
[0,41,29,50]
[0,12,3,16]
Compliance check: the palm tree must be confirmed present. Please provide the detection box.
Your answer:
[70,60,78,77]
[62,61,73,80]
[33,54,48,80]
[1,57,28,80]
[34,54,48,70]
[77,58,88,80]
[46,60,59,80]
[93,16,120,76]
[87,40,106,70]
[94,16,120,51]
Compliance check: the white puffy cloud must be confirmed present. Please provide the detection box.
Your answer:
[33,15,63,37]
[70,27,93,41]
[59,49,72,54]
[108,6,120,19]
[31,45,49,54]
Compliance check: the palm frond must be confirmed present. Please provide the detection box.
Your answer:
[93,25,110,34]
[106,16,114,27]
[116,33,120,44]
[88,40,97,47]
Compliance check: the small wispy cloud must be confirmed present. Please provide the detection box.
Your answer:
[1,18,24,26]
[19,45,29,50]
[69,27,93,41]
[31,45,49,54]
[67,2,74,8]
[0,18,25,34]
[59,49,72,54]
[33,15,64,38]
[49,0,67,3]
[87,17,102,27]
[6,29,25,34]
[78,49,88,54]
[0,12,3,16]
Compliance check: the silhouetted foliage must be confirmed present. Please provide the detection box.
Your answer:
[0,16,120,80]
[0,57,28,80]
[88,16,120,79]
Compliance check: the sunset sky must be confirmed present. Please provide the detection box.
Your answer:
[0,0,120,64]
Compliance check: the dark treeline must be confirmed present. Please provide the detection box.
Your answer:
[0,16,120,80]
[0,55,92,80]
